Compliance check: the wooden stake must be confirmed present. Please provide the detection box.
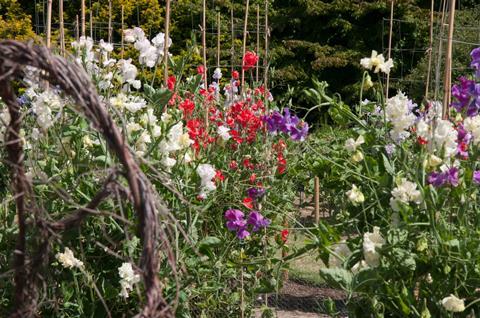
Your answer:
[121,5,124,59]
[108,0,112,43]
[90,6,93,39]
[256,4,260,82]
[202,0,208,88]
[425,0,435,100]
[202,0,208,128]
[241,0,250,93]
[443,0,456,119]
[59,0,65,56]
[264,0,269,91]
[385,0,394,99]
[217,12,221,68]
[75,15,79,41]
[164,0,171,86]
[231,7,234,73]
[46,0,53,48]
[81,0,86,36]
[314,176,320,224]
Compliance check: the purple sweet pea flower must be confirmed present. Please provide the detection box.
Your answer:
[427,171,447,187]
[456,124,471,158]
[473,171,480,185]
[445,167,459,187]
[290,123,309,141]
[225,209,246,231]
[471,47,480,78]
[247,211,271,232]
[427,167,459,187]
[279,108,300,133]
[236,227,250,239]
[263,111,283,133]
[247,187,266,201]
[385,144,396,157]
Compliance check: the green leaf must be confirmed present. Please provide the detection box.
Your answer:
[382,154,395,175]
[143,84,173,110]
[320,267,352,291]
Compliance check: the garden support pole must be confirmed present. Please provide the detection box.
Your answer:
[164,0,171,86]
[443,0,456,119]
[121,5,124,59]
[81,0,85,37]
[108,0,112,43]
[202,0,208,128]
[90,7,93,39]
[46,0,52,48]
[425,0,434,100]
[231,7,234,73]
[241,0,250,93]
[59,0,65,56]
[264,0,269,91]
[75,15,79,41]
[256,4,260,82]
[217,12,221,68]
[386,0,394,99]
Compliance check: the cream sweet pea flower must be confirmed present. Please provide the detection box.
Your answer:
[118,262,140,298]
[352,150,364,162]
[390,178,422,211]
[363,226,385,268]
[360,50,394,74]
[344,135,365,152]
[441,294,465,312]
[346,184,365,204]
[56,247,84,269]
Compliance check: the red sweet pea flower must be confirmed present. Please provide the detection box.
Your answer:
[179,99,195,117]
[277,153,287,174]
[281,229,289,243]
[229,160,238,170]
[243,197,254,210]
[232,70,239,79]
[249,173,257,184]
[215,170,225,182]
[167,75,176,91]
[417,136,428,145]
[242,51,259,71]
[197,65,205,75]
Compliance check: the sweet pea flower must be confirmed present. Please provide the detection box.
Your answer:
[360,50,394,74]
[346,184,365,204]
[441,294,465,312]
[247,187,266,201]
[225,209,246,231]
[247,211,271,232]
[473,171,480,185]
[242,51,259,71]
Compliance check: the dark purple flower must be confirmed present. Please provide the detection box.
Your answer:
[427,167,459,188]
[427,171,447,187]
[263,111,283,133]
[445,167,459,187]
[471,47,480,78]
[290,123,309,142]
[279,108,300,133]
[236,227,250,239]
[247,211,271,232]
[473,171,480,185]
[247,187,266,201]
[225,209,246,231]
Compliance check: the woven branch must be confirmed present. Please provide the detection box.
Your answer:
[0,40,174,318]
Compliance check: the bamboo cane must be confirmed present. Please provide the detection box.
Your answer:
[443,0,456,119]
[241,0,250,93]
[386,0,394,99]
[425,0,435,100]
[46,0,53,48]
[256,4,260,82]
[59,0,65,56]
[121,5,124,58]
[217,12,221,68]
[108,0,112,43]
[164,0,171,86]
[231,7,234,73]
[81,0,86,36]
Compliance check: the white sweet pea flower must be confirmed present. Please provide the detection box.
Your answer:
[56,247,84,269]
[441,295,465,312]
[363,226,385,268]
[217,125,231,141]
[197,163,217,198]
[385,92,416,142]
[360,50,394,74]
[344,135,365,152]
[346,184,365,204]
[389,178,422,211]
[118,262,140,298]
[464,115,480,144]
